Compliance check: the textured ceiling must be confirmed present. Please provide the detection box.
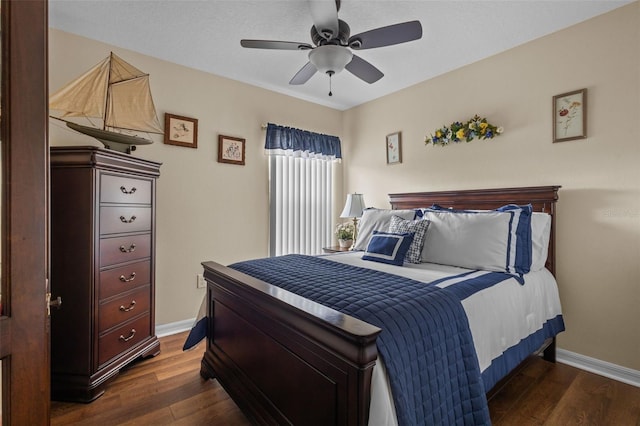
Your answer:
[49,0,632,110]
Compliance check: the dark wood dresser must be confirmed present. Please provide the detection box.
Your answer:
[50,146,162,402]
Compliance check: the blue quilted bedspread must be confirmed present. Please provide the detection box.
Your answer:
[229,254,512,426]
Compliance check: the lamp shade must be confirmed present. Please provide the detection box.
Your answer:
[340,193,366,218]
[309,45,353,75]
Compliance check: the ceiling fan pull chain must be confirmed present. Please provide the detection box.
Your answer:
[328,70,334,96]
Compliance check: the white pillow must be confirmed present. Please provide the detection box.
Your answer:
[421,209,531,276]
[353,208,416,251]
[530,212,551,271]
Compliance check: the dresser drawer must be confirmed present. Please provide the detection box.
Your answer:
[98,314,151,367]
[98,286,150,333]
[100,234,151,267]
[100,206,151,235]
[99,260,150,300]
[100,174,152,205]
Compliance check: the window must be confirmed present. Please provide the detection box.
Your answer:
[265,124,341,256]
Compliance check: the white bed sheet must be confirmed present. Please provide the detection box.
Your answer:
[323,251,563,426]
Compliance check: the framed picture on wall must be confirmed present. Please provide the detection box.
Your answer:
[218,135,246,165]
[164,113,198,148]
[553,88,587,143]
[386,131,402,164]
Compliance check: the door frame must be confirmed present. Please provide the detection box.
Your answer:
[0,0,50,424]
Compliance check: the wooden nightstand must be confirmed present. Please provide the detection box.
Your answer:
[322,245,352,253]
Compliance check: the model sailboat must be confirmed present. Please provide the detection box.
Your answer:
[49,52,163,153]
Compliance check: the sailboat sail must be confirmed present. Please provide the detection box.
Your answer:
[107,75,163,133]
[49,55,111,119]
[50,52,163,153]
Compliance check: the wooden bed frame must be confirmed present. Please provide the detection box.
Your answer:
[200,185,560,425]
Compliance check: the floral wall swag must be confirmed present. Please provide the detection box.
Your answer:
[426,115,503,146]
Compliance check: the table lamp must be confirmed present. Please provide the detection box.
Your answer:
[340,193,366,250]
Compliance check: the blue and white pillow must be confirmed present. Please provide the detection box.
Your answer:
[388,215,430,264]
[421,204,533,277]
[424,204,551,271]
[354,208,417,251]
[362,231,415,266]
[495,204,533,273]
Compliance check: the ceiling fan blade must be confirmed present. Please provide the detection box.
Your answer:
[241,39,313,50]
[345,55,383,84]
[289,61,317,85]
[348,20,422,50]
[308,0,339,40]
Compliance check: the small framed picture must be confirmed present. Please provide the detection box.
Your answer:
[164,113,198,148]
[386,131,402,164]
[218,135,246,165]
[553,88,587,143]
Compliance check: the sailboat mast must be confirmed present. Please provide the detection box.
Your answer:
[103,52,113,131]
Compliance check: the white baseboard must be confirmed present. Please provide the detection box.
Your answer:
[557,348,640,388]
[155,317,195,338]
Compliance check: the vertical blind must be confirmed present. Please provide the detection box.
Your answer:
[266,123,342,257]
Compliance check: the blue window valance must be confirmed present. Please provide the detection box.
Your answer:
[265,123,342,161]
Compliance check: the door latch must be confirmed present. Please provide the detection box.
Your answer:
[46,292,62,316]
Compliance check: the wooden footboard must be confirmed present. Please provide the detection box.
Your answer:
[201,261,381,426]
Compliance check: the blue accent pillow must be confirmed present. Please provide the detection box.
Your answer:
[362,231,415,266]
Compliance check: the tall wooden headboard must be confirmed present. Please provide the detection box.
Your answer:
[388,186,561,276]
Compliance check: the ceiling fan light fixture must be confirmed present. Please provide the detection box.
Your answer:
[309,45,353,75]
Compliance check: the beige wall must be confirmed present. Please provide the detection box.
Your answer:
[49,30,343,325]
[50,1,639,372]
[343,2,640,370]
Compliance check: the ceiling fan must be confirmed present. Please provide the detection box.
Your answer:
[240,0,422,96]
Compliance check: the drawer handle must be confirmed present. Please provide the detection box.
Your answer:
[119,272,136,283]
[119,329,136,342]
[119,243,136,253]
[120,186,137,195]
[119,300,136,312]
[120,215,137,223]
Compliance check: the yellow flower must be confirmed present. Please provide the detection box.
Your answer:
[436,130,442,138]
[479,122,488,130]
[456,129,465,139]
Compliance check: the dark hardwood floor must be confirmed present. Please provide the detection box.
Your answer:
[50,332,250,426]
[51,331,640,425]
